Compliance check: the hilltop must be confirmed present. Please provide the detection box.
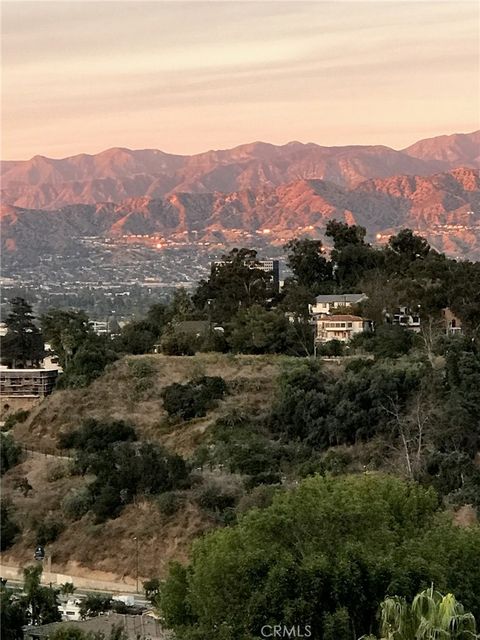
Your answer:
[1,353,292,582]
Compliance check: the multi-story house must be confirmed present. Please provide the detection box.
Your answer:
[309,293,368,316]
[313,314,373,343]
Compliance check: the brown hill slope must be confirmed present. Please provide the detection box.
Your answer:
[2,132,478,210]
[1,354,287,581]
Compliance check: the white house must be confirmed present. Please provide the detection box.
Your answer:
[309,293,368,316]
[313,314,373,343]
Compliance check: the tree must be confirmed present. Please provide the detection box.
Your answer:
[79,593,112,618]
[193,248,273,321]
[228,306,305,355]
[0,587,27,640]
[366,586,478,640]
[0,500,20,550]
[326,219,367,250]
[0,434,22,475]
[160,475,480,639]
[23,565,61,626]
[284,238,332,290]
[40,309,91,369]
[1,298,44,368]
[387,229,431,264]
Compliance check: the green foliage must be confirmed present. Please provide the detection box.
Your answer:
[86,442,189,522]
[160,329,198,356]
[284,238,332,290]
[79,593,112,618]
[193,248,274,322]
[22,565,62,626]
[161,376,228,421]
[317,338,345,356]
[58,418,136,453]
[61,487,93,520]
[0,587,27,640]
[0,434,22,475]
[352,324,419,358]
[3,409,30,431]
[36,517,65,545]
[228,305,308,355]
[143,577,161,602]
[41,309,91,369]
[157,491,183,516]
[160,475,480,639]
[369,585,478,640]
[1,297,44,368]
[58,334,118,388]
[0,500,20,550]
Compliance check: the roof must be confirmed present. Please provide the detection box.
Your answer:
[23,612,171,640]
[314,293,367,303]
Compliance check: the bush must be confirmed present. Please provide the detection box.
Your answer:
[79,594,112,618]
[317,339,345,357]
[58,418,136,452]
[0,433,22,475]
[236,485,279,514]
[46,461,71,483]
[36,518,65,545]
[0,499,20,550]
[62,488,92,520]
[244,472,282,491]
[3,409,30,431]
[160,331,197,356]
[161,376,228,421]
[157,491,183,517]
[195,484,239,515]
[128,358,155,378]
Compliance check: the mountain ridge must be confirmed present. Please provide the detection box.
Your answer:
[2,167,479,261]
[2,131,478,211]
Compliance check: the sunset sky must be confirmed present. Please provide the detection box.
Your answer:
[1,1,479,160]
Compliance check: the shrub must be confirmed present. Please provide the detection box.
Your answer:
[62,488,92,520]
[0,499,20,550]
[79,594,112,618]
[58,418,136,452]
[36,517,65,545]
[317,339,345,357]
[161,376,228,421]
[0,433,22,475]
[46,461,71,483]
[157,491,183,516]
[236,485,279,514]
[160,331,197,356]
[3,409,30,431]
[128,358,155,378]
[244,472,282,491]
[195,484,239,514]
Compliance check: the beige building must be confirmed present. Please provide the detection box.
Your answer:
[309,293,368,316]
[314,314,373,343]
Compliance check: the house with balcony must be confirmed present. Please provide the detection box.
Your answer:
[313,314,373,344]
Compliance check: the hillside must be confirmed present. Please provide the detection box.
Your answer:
[1,132,478,211]
[1,353,290,583]
[2,167,480,262]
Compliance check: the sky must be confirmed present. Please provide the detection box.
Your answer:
[1,0,479,160]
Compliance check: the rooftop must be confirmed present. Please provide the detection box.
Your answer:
[314,293,367,303]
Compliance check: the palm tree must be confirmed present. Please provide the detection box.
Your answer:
[361,586,478,640]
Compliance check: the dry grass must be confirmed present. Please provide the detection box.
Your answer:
[2,353,296,581]
[13,353,292,455]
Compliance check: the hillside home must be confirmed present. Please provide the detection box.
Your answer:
[385,307,421,332]
[313,314,373,343]
[443,308,463,335]
[309,293,368,316]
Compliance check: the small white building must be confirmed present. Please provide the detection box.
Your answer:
[314,314,373,343]
[309,293,368,316]
[385,307,421,333]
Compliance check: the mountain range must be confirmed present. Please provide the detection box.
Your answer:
[1,130,479,262]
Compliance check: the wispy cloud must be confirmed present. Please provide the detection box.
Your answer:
[1,1,478,158]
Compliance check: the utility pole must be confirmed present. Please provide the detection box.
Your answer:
[133,537,139,593]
